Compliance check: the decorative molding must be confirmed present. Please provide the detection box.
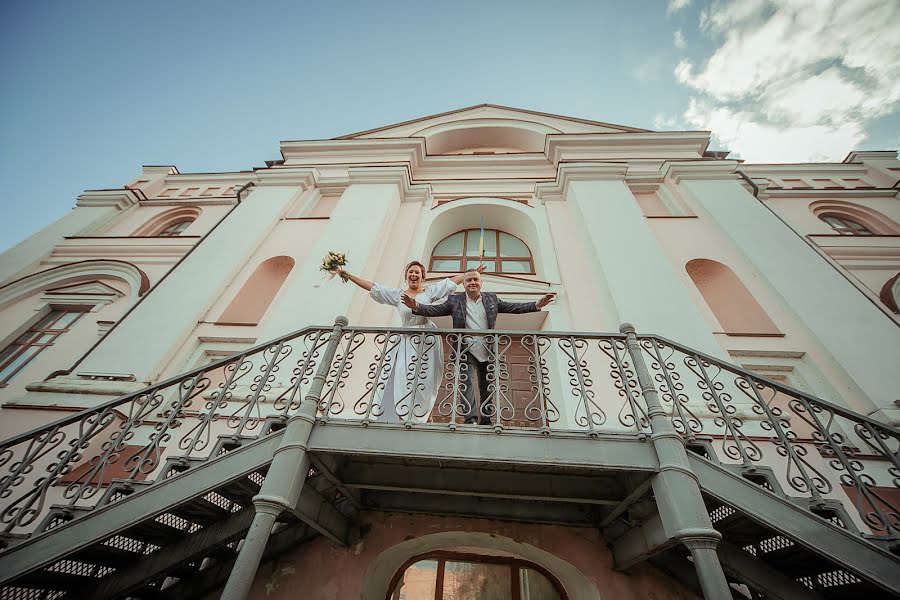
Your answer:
[0,259,150,309]
[534,162,629,201]
[253,166,319,188]
[348,165,433,203]
[545,132,711,166]
[75,189,143,210]
[843,151,899,163]
[663,160,740,182]
[142,165,179,175]
[41,280,124,307]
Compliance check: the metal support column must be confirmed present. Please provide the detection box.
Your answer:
[220,316,347,600]
[621,323,732,599]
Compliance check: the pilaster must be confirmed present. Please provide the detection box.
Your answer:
[541,163,724,357]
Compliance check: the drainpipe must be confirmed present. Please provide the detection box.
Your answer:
[50,182,257,379]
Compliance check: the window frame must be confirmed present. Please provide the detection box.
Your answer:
[819,213,874,236]
[157,219,193,237]
[386,550,568,600]
[430,229,535,275]
[0,306,90,386]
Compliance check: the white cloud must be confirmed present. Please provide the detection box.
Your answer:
[684,99,865,163]
[653,113,685,130]
[667,0,691,16]
[674,0,900,161]
[673,30,687,50]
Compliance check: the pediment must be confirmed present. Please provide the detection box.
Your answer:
[45,281,125,297]
[337,104,649,142]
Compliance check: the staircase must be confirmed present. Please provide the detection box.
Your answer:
[0,321,897,599]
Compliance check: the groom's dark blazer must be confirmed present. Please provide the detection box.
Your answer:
[412,292,538,329]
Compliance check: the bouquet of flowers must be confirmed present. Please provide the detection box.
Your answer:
[313,251,348,287]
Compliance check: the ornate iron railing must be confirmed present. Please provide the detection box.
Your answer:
[0,322,897,545]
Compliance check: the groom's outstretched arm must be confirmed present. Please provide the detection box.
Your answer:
[497,293,555,314]
[402,294,453,317]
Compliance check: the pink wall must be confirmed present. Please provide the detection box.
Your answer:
[238,512,699,600]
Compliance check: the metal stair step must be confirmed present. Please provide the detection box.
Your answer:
[170,496,232,526]
[36,505,94,533]
[99,479,154,506]
[160,456,207,478]
[71,541,141,568]
[123,516,190,547]
[214,473,265,507]
[16,567,97,592]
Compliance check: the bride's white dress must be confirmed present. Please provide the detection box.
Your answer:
[369,278,456,423]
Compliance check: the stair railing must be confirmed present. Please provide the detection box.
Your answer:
[0,323,897,547]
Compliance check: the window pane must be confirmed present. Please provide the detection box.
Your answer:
[431,259,461,272]
[467,259,495,273]
[466,229,496,257]
[0,346,42,382]
[52,311,83,330]
[500,260,532,274]
[520,568,561,600]
[443,561,510,599]
[34,311,65,329]
[498,233,529,257]
[434,232,464,256]
[392,560,438,600]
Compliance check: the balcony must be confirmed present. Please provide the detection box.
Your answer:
[0,320,898,598]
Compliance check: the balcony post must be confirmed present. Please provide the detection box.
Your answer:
[220,316,348,600]
[620,323,732,600]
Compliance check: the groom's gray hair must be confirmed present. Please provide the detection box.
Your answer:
[464,268,481,276]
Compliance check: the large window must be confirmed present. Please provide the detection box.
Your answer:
[819,214,874,236]
[389,552,565,600]
[430,229,534,275]
[0,308,88,384]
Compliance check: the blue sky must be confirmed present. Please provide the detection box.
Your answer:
[1,0,898,252]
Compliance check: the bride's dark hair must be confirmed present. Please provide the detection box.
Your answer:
[404,261,427,278]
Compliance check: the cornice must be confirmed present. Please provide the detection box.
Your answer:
[348,165,432,203]
[165,172,258,185]
[740,164,869,178]
[843,151,899,163]
[761,188,899,200]
[253,167,319,188]
[545,132,711,166]
[534,163,629,202]
[142,165,179,175]
[280,138,426,167]
[76,189,144,210]
[663,160,740,182]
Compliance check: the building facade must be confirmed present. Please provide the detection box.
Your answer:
[0,105,898,599]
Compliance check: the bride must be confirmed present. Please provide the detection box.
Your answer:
[336,261,483,423]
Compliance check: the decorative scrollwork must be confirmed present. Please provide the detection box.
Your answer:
[640,339,702,436]
[598,338,646,432]
[559,337,605,433]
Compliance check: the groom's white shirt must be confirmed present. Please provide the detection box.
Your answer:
[465,294,489,362]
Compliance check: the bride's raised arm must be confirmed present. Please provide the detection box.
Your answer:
[448,263,486,285]
[334,266,374,291]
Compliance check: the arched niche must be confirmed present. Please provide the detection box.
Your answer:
[809,200,900,235]
[686,259,781,335]
[132,206,201,237]
[361,531,599,600]
[218,256,295,325]
[0,259,149,311]
[414,118,561,155]
[422,199,545,277]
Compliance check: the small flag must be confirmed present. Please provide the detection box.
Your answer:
[478,217,485,259]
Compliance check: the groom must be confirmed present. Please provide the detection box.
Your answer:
[401,269,554,425]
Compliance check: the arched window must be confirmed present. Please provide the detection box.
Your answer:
[157,219,193,236]
[388,551,566,600]
[218,256,294,325]
[819,213,874,236]
[430,229,534,275]
[686,259,781,335]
